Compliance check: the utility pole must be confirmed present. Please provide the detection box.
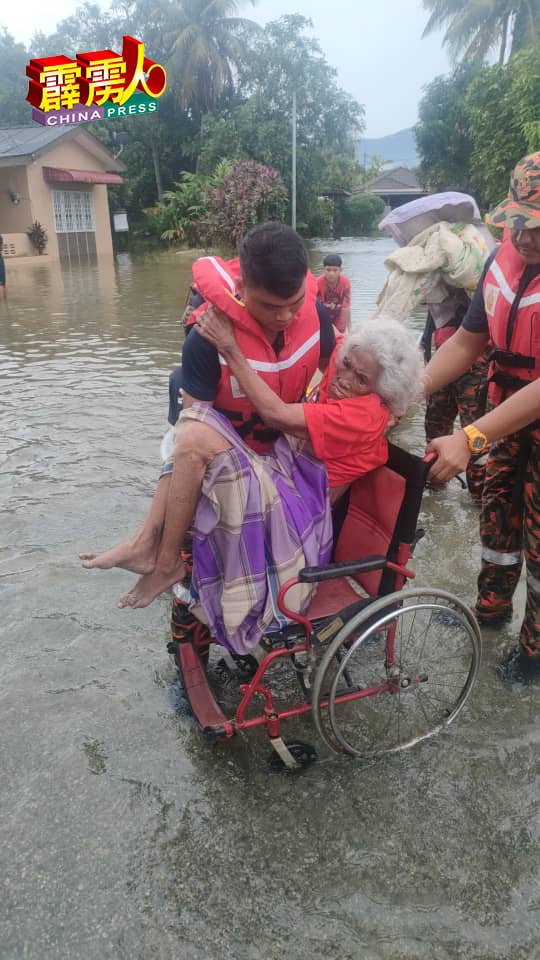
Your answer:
[291,89,297,231]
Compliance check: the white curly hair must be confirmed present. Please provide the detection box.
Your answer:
[338,316,423,417]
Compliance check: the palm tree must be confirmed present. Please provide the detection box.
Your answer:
[168,0,261,113]
[422,0,539,65]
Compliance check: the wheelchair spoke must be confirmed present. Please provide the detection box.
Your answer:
[312,590,481,758]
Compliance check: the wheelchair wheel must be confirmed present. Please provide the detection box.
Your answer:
[312,588,481,759]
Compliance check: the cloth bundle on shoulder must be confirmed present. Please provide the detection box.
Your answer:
[375,221,493,324]
[376,192,495,326]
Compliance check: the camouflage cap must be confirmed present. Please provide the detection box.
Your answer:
[487,152,540,230]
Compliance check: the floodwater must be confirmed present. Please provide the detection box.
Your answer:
[1,238,539,960]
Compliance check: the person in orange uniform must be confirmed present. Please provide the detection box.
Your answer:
[422,153,540,687]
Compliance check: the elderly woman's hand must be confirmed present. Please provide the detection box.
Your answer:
[196,307,236,352]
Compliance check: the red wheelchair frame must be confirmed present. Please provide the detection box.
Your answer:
[169,444,481,769]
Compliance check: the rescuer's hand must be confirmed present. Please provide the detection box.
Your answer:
[426,432,471,483]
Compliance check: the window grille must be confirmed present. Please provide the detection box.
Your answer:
[52,190,95,233]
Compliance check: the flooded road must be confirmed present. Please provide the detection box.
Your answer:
[1,239,539,959]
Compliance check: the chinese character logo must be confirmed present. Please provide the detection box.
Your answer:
[27,36,166,126]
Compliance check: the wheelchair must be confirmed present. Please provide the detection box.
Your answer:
[167,442,481,770]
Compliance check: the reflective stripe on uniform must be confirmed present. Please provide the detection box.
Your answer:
[527,570,540,595]
[481,546,522,566]
[490,258,540,309]
[219,330,321,373]
[202,255,237,293]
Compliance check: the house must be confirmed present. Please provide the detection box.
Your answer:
[353,166,426,210]
[0,126,125,260]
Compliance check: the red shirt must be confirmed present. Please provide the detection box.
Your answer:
[316,274,351,332]
[303,355,389,487]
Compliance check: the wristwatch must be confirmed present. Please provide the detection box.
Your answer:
[463,425,489,454]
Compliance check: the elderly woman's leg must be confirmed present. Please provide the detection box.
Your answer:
[80,419,229,584]
[79,473,171,573]
[118,421,231,608]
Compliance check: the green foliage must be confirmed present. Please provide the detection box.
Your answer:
[415,64,478,194]
[158,171,213,244]
[205,160,288,246]
[422,0,539,65]
[26,221,48,255]
[31,2,122,57]
[465,45,540,206]
[0,29,32,125]
[305,198,335,238]
[510,46,540,153]
[343,194,385,234]
[363,154,386,183]
[319,153,361,192]
[167,0,261,113]
[197,16,363,228]
[416,45,540,210]
[1,2,363,240]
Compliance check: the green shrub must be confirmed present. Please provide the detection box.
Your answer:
[306,197,335,237]
[27,220,48,255]
[343,193,385,234]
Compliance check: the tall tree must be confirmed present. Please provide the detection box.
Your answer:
[415,64,478,194]
[422,0,540,65]
[465,45,540,206]
[0,29,31,126]
[195,16,363,231]
[167,0,261,113]
[30,2,122,58]
[415,45,540,209]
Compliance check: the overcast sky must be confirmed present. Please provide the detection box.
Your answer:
[3,0,451,138]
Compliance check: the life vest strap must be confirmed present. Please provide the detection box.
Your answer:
[489,370,534,393]
[491,348,536,370]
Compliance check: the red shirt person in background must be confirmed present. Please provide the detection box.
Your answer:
[316,254,352,333]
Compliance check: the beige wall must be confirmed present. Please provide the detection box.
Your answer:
[4,134,116,259]
[37,136,111,173]
[92,184,113,255]
[2,233,33,257]
[25,161,59,258]
[0,167,32,233]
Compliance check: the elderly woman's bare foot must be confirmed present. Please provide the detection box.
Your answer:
[118,561,186,609]
[80,532,159,574]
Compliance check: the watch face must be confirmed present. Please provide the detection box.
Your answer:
[471,436,486,452]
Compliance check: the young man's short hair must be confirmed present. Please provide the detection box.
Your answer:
[323,254,342,268]
[239,222,307,298]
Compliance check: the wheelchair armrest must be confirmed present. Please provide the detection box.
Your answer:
[298,555,387,583]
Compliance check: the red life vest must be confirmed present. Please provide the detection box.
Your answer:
[189,255,321,452]
[484,241,540,404]
[433,325,458,349]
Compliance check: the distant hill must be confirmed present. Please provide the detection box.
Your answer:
[355,128,418,169]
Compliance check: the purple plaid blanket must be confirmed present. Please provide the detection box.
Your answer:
[181,405,333,656]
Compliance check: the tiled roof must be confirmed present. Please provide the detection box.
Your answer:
[368,166,422,191]
[0,125,73,159]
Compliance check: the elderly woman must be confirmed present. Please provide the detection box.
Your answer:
[196,309,422,504]
[82,314,421,655]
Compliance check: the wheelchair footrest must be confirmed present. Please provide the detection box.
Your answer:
[177,643,233,740]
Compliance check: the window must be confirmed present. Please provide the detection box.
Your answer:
[52,190,95,233]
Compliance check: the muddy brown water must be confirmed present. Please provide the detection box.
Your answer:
[1,239,539,959]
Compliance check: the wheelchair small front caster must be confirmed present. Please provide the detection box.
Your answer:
[268,739,318,772]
